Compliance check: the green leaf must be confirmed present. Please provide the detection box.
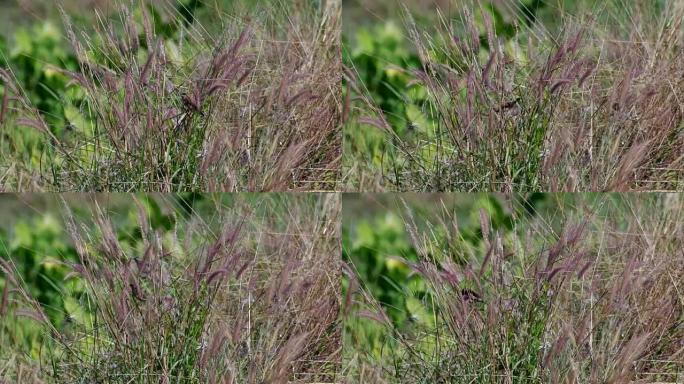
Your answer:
[354,28,375,56]
[352,221,376,250]
[405,103,429,133]
[11,28,33,58]
[64,296,88,325]
[64,104,93,135]
[405,297,431,326]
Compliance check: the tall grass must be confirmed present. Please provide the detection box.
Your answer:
[0,0,341,192]
[345,0,684,191]
[344,194,684,383]
[0,194,341,383]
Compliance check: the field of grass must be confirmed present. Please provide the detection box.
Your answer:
[342,193,684,383]
[5,192,683,383]
[3,1,684,383]
[1,0,341,192]
[0,193,341,383]
[343,0,684,191]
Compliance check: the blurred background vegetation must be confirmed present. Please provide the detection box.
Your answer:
[342,193,684,383]
[0,0,275,188]
[342,193,546,356]
[0,194,197,358]
[341,0,672,189]
[341,192,628,360]
[0,192,323,366]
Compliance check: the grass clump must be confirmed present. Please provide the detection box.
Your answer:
[0,0,341,192]
[343,194,684,383]
[1,193,341,383]
[344,0,684,191]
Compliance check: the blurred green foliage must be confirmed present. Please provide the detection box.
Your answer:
[0,213,80,357]
[0,194,202,358]
[0,192,329,376]
[0,21,84,169]
[343,21,425,171]
[4,214,79,325]
[343,1,551,181]
[345,211,417,323]
[0,1,211,176]
[346,21,423,132]
[8,22,80,129]
[342,195,526,356]
[342,193,570,363]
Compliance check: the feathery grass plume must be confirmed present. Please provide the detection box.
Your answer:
[0,69,13,126]
[0,66,63,190]
[0,194,341,383]
[202,0,342,192]
[0,257,62,383]
[344,0,684,191]
[54,2,255,191]
[0,0,341,192]
[344,194,684,383]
